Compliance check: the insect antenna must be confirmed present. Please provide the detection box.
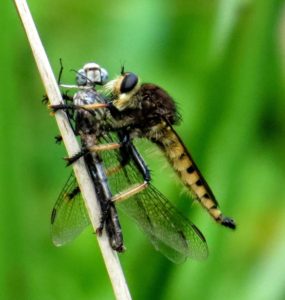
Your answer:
[120,60,126,75]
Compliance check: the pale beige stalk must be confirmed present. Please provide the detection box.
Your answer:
[13,1,131,299]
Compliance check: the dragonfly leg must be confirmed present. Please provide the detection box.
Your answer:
[104,204,125,252]
[62,92,74,102]
[54,134,63,144]
[96,198,111,235]
[57,58,64,85]
[42,88,72,105]
[42,94,49,104]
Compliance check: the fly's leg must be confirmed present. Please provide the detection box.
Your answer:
[112,182,149,202]
[111,136,152,203]
[65,143,122,166]
[128,141,151,182]
[119,132,151,182]
[49,102,108,113]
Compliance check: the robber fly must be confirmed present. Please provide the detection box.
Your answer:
[77,67,236,230]
[50,63,208,263]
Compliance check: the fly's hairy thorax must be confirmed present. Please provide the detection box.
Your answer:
[109,83,180,139]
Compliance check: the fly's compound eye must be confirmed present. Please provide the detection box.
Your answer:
[120,73,138,93]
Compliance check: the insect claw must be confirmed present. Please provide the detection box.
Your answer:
[96,226,103,236]
[48,104,61,112]
[42,94,49,104]
[115,244,126,253]
[55,135,63,144]
[63,156,75,167]
[48,104,56,115]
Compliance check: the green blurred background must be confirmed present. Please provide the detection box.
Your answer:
[2,0,285,299]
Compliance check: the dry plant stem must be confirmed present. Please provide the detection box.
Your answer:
[13,1,131,299]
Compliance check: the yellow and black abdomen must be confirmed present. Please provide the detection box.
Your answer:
[154,126,236,229]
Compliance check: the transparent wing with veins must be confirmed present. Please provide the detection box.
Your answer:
[51,173,90,247]
[51,132,208,262]
[100,133,209,263]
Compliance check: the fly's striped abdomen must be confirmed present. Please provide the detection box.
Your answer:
[154,126,235,229]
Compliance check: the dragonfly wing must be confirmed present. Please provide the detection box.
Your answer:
[119,185,208,263]
[51,173,90,246]
[100,136,208,262]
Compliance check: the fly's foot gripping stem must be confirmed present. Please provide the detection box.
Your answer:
[114,244,126,253]
[65,143,122,166]
[49,103,108,114]
[49,103,77,113]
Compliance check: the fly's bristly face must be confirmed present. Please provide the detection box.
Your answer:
[103,69,180,130]
[104,71,141,111]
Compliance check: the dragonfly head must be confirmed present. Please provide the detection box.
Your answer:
[76,62,108,87]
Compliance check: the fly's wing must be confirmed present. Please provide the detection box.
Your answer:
[100,134,208,263]
[51,173,90,246]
